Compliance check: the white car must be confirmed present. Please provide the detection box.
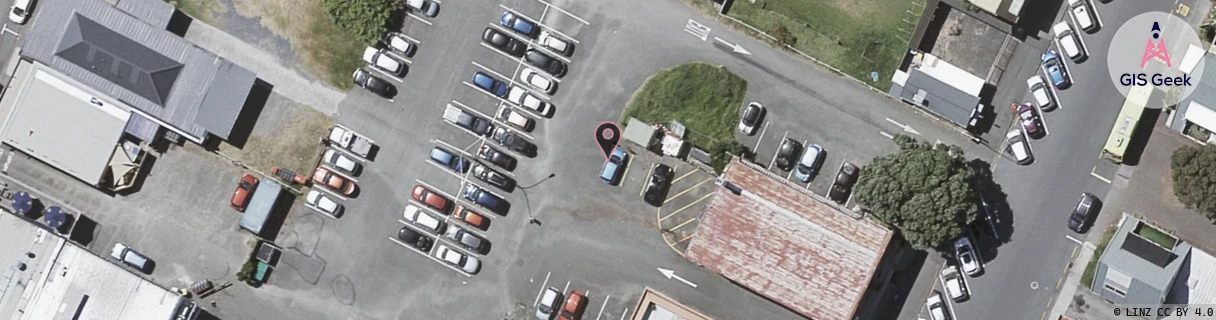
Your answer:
[497,108,534,132]
[536,287,562,319]
[405,0,439,17]
[1007,128,1034,165]
[1052,21,1085,61]
[1026,75,1055,111]
[9,0,31,24]
[322,149,361,176]
[435,245,480,274]
[519,68,556,94]
[940,265,970,302]
[954,237,983,276]
[403,205,446,233]
[306,190,343,217]
[382,32,416,57]
[362,47,407,77]
[737,102,763,135]
[1068,0,1098,32]
[508,87,555,118]
[109,243,150,272]
[926,291,952,320]
[538,31,573,56]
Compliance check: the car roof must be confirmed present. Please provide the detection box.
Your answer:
[800,145,821,164]
[431,147,453,163]
[473,72,494,86]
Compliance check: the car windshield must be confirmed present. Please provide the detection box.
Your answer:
[960,252,973,264]
[12,7,23,15]
[743,107,758,122]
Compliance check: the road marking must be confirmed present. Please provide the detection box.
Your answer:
[752,121,769,153]
[471,61,516,84]
[663,178,713,205]
[664,193,715,225]
[825,159,847,196]
[1065,235,1082,245]
[405,12,433,26]
[619,308,630,320]
[534,271,552,306]
[453,99,537,141]
[879,131,894,139]
[1030,281,1039,290]
[684,19,711,41]
[415,179,458,200]
[383,50,413,64]
[1089,166,1112,184]
[562,281,571,295]
[671,168,700,184]
[500,4,583,44]
[595,295,611,320]
[616,155,634,188]
[768,131,788,170]
[640,164,655,197]
[1177,3,1191,16]
[2,24,18,36]
[388,236,471,277]
[678,233,695,243]
[312,185,348,201]
[365,66,406,83]
[399,33,421,44]
[536,0,591,25]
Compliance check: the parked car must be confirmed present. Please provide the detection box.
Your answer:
[412,185,453,214]
[110,243,150,272]
[926,291,952,320]
[230,174,258,212]
[558,290,586,320]
[792,143,824,183]
[940,265,970,302]
[430,147,470,174]
[1052,21,1085,61]
[463,184,506,212]
[382,32,416,57]
[352,69,395,98]
[539,31,574,57]
[600,146,627,185]
[435,245,480,274]
[478,145,517,171]
[1026,75,1056,111]
[312,167,356,195]
[405,0,439,17]
[492,127,535,154]
[498,108,535,132]
[9,0,32,24]
[737,102,764,135]
[452,205,488,230]
[473,72,510,98]
[306,190,343,217]
[1068,192,1097,233]
[322,149,361,176]
[472,164,514,191]
[642,164,672,207]
[1041,50,1070,89]
[444,226,487,254]
[397,227,434,251]
[403,204,446,233]
[774,138,801,171]
[1015,104,1042,138]
[954,237,983,276]
[443,104,495,137]
[827,162,859,204]
[525,49,567,77]
[536,287,562,320]
[482,27,525,57]
[1007,129,1034,165]
[508,87,555,117]
[1068,0,1098,32]
[362,47,407,77]
[501,11,538,38]
[520,68,556,94]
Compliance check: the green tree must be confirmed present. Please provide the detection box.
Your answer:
[321,0,396,45]
[854,135,977,250]
[1171,145,1216,219]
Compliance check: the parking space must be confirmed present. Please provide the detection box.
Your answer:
[645,158,716,254]
[527,271,636,320]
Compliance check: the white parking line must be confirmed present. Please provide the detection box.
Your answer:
[471,61,515,83]
[366,66,406,83]
[452,100,536,140]
[405,12,433,26]
[752,121,769,152]
[303,203,340,219]
[562,281,571,294]
[415,179,458,200]
[595,295,611,320]
[384,50,413,65]
[767,131,787,171]
[618,308,629,320]
[534,272,552,306]
[1065,234,1082,244]
[488,23,573,64]
[499,4,582,44]
[535,0,591,25]
[399,33,421,44]
[318,164,358,182]
[312,185,348,201]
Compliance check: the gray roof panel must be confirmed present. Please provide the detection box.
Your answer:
[115,0,176,28]
[1095,216,1192,306]
[897,68,981,126]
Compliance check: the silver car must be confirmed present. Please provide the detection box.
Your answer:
[792,143,823,183]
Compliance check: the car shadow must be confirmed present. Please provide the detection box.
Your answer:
[968,158,1014,264]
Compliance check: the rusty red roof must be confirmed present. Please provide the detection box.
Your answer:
[685,159,893,320]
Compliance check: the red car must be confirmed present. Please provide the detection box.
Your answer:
[230,174,258,211]
[559,290,586,320]
[313,167,356,195]
[412,185,453,213]
[1015,103,1042,138]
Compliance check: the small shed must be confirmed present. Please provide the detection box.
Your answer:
[622,118,658,149]
[239,182,281,235]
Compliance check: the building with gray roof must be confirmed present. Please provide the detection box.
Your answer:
[1092,215,1192,311]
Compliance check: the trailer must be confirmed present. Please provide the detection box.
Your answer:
[327,125,375,158]
[239,181,281,236]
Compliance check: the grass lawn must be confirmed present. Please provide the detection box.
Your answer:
[1081,225,1119,289]
[168,0,364,90]
[217,107,334,179]
[620,63,747,172]
[1134,222,1177,250]
[725,0,922,85]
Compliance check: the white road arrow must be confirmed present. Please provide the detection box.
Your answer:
[657,268,699,288]
[713,37,752,55]
[885,118,921,135]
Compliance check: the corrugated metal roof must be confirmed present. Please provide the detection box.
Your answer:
[21,240,184,320]
[897,68,981,127]
[1166,248,1216,307]
[115,0,175,28]
[685,159,892,320]
[1094,216,1191,306]
[22,0,253,140]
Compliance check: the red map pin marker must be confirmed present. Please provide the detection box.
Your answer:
[594,122,621,161]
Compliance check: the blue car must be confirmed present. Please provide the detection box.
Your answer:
[600,147,627,185]
[500,12,537,38]
[1041,50,1070,89]
[430,147,470,173]
[473,72,509,98]
[463,184,505,212]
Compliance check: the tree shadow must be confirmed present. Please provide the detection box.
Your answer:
[967,158,1014,263]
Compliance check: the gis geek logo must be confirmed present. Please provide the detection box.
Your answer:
[1106,11,1204,107]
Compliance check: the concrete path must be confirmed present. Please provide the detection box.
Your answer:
[182,20,345,115]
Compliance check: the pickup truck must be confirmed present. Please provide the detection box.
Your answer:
[443,104,494,136]
[327,126,375,158]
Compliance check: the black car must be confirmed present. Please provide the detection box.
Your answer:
[774,139,801,171]
[397,227,435,251]
[643,164,673,207]
[524,49,566,78]
[352,69,395,98]
[492,127,535,155]
[1068,193,1098,233]
[482,27,525,57]
[827,162,859,204]
[478,145,516,171]
[472,164,514,191]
